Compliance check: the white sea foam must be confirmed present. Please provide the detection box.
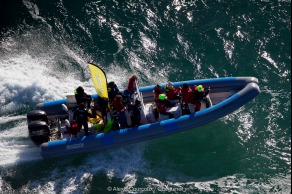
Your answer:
[144,173,291,193]
[0,27,93,167]
[0,123,42,166]
[6,144,148,194]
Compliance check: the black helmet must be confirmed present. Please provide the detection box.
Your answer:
[183,83,188,88]
[108,81,115,87]
[76,86,84,94]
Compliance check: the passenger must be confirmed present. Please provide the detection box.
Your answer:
[153,84,164,103]
[127,74,138,96]
[97,96,109,122]
[181,83,192,104]
[192,85,211,111]
[156,94,174,119]
[88,106,104,133]
[180,83,192,114]
[73,103,94,136]
[108,81,120,103]
[103,117,114,132]
[74,86,92,108]
[111,111,121,130]
[129,99,142,127]
[164,82,181,102]
[121,91,131,107]
[112,94,127,129]
[122,89,131,102]
[65,120,80,138]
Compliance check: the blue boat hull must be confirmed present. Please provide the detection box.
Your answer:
[38,77,260,158]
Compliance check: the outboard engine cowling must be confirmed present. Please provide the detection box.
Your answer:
[28,121,50,145]
[27,110,48,124]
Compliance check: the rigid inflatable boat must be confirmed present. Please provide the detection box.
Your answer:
[26,64,260,159]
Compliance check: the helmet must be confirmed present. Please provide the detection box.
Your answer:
[155,84,161,89]
[75,86,84,94]
[197,85,204,92]
[158,94,166,101]
[165,82,174,91]
[154,84,162,92]
[108,81,115,87]
[183,83,188,89]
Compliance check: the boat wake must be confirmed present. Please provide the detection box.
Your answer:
[0,117,42,166]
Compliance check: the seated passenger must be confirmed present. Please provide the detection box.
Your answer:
[97,96,109,122]
[108,81,120,103]
[192,85,211,112]
[180,83,192,114]
[153,84,164,103]
[88,106,104,133]
[111,111,121,131]
[112,94,127,129]
[65,120,80,138]
[164,82,181,102]
[181,83,192,104]
[122,89,131,103]
[129,99,142,127]
[74,86,92,108]
[156,94,174,119]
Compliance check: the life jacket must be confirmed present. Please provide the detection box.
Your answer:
[127,76,136,93]
[165,88,180,100]
[88,115,101,124]
[156,99,167,113]
[153,86,164,102]
[87,109,102,124]
[181,87,192,103]
[112,97,124,112]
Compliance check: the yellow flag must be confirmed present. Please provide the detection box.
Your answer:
[88,63,108,99]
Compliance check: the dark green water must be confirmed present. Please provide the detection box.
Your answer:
[0,0,290,193]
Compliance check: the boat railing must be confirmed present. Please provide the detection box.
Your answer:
[136,81,145,110]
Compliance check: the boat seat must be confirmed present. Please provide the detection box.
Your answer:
[140,108,148,124]
[168,99,180,106]
[200,94,212,110]
[125,109,132,127]
[144,103,156,123]
[188,101,208,112]
[167,105,182,118]
[188,103,196,113]
[66,95,78,110]
[159,104,182,121]
[159,113,169,121]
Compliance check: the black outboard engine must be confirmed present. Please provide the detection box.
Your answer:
[27,110,50,145]
[27,110,48,123]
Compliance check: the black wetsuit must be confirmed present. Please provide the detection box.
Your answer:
[73,108,93,136]
[75,93,91,108]
[108,82,120,102]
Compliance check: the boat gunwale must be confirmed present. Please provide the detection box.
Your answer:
[39,77,260,158]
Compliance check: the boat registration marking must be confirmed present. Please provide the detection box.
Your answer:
[66,143,84,150]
